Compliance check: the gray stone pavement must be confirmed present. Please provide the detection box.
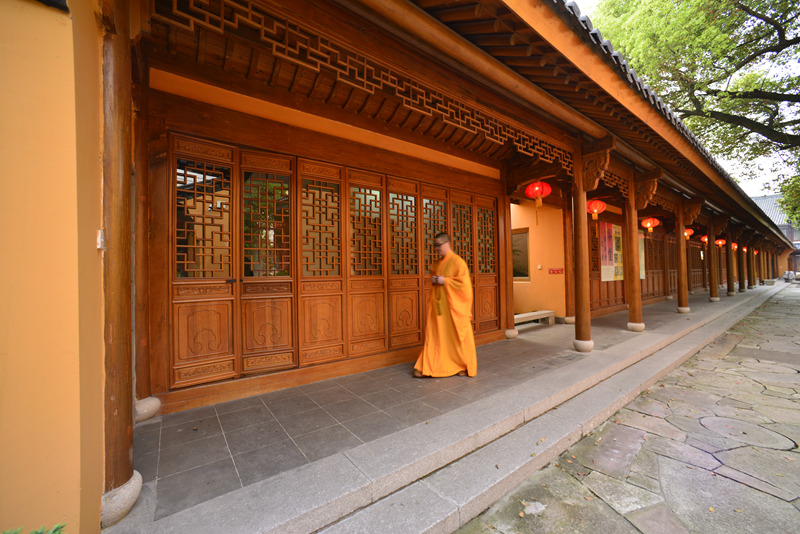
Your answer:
[459,284,800,534]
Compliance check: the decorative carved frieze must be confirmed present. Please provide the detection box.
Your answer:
[243,352,294,371]
[243,282,291,294]
[582,150,611,192]
[174,285,231,297]
[151,0,574,171]
[174,137,234,162]
[175,360,234,382]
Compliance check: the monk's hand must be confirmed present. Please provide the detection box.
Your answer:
[432,275,444,285]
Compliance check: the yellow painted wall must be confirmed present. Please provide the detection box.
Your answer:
[0,1,104,532]
[510,200,566,316]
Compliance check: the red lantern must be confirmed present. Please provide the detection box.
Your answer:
[754,249,759,255]
[743,246,748,252]
[524,181,552,207]
[701,235,708,243]
[732,242,738,251]
[586,199,607,220]
[715,239,726,247]
[641,217,660,233]
[684,228,694,240]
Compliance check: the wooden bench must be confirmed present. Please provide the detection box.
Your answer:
[514,310,556,326]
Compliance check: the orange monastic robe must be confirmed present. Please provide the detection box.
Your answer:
[414,251,477,377]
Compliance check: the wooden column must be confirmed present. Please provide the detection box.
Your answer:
[725,239,735,296]
[101,0,138,525]
[676,205,690,313]
[502,195,516,335]
[560,185,576,323]
[572,146,593,352]
[747,243,756,288]
[738,234,748,292]
[707,228,719,301]
[624,182,643,331]
[662,232,670,297]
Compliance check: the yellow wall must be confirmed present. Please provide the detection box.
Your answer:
[0,1,104,532]
[510,200,566,316]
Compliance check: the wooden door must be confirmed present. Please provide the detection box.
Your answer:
[170,137,238,388]
[239,151,296,375]
[297,160,345,365]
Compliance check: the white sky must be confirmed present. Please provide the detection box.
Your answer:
[572,0,777,199]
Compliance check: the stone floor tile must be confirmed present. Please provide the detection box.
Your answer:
[160,415,222,450]
[233,439,308,486]
[225,419,291,456]
[643,436,721,470]
[217,404,274,433]
[624,502,689,534]
[265,394,320,419]
[322,397,379,422]
[275,407,338,438]
[383,400,443,426]
[214,395,265,415]
[305,384,359,406]
[293,424,363,462]
[361,388,414,410]
[581,471,663,515]
[615,408,687,440]
[161,405,216,428]
[571,422,646,479]
[342,410,406,443]
[420,390,473,413]
[154,458,241,520]
[158,433,231,478]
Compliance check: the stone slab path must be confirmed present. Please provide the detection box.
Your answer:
[460,285,800,534]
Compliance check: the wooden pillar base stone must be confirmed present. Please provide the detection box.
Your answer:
[101,471,142,528]
[677,306,690,314]
[504,329,519,339]
[573,339,594,352]
[134,396,162,423]
[709,296,720,302]
[627,322,645,332]
[564,316,575,324]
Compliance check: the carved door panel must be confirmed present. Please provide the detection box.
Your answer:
[387,178,422,348]
[421,186,448,331]
[170,137,238,388]
[298,160,345,365]
[239,151,296,374]
[475,197,499,332]
[347,169,387,356]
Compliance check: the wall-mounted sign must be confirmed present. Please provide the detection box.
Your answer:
[548,268,564,274]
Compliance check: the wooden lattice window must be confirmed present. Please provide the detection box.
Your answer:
[175,158,232,278]
[452,203,473,270]
[477,206,496,274]
[243,171,291,277]
[301,178,341,276]
[350,187,382,276]
[423,198,446,273]
[389,193,417,275]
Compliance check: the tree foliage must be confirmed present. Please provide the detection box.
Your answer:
[592,0,800,208]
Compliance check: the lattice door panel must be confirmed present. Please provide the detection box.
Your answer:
[347,169,388,356]
[240,151,297,375]
[298,160,345,365]
[476,197,498,331]
[388,179,422,348]
[170,136,238,388]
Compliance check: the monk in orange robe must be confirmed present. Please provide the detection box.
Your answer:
[414,232,477,378]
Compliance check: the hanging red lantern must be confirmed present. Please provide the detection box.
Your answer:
[732,242,738,251]
[524,181,552,207]
[754,249,759,255]
[701,235,708,243]
[684,228,694,240]
[640,217,660,233]
[743,246,748,252]
[586,199,607,220]
[715,239,726,247]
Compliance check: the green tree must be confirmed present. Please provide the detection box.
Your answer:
[592,0,799,205]
[779,175,800,226]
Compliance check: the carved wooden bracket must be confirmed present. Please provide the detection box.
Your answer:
[711,215,730,235]
[682,200,703,226]
[581,137,615,192]
[633,169,661,211]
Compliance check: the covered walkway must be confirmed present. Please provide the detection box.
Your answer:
[106,281,787,533]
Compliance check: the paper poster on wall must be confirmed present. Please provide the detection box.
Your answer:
[599,221,614,281]
[639,231,646,279]
[613,224,624,280]
[600,222,624,281]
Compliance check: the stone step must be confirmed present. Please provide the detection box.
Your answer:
[317,288,777,534]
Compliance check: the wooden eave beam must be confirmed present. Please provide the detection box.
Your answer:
[505,157,564,195]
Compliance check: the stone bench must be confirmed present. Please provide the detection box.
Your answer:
[514,310,556,326]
